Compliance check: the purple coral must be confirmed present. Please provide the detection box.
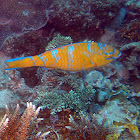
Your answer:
[0,0,49,48]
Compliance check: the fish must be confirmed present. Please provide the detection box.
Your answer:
[5,42,121,71]
[113,61,130,80]
[0,16,12,25]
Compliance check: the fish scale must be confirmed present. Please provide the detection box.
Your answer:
[5,42,121,71]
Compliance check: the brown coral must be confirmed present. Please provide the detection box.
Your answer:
[64,113,117,140]
[120,19,140,42]
[0,102,40,140]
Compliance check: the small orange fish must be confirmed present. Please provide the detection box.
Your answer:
[5,42,121,71]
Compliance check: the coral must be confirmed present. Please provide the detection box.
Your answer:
[0,0,49,48]
[113,121,140,140]
[0,51,10,89]
[39,68,82,91]
[65,113,118,140]
[0,0,123,51]
[0,53,19,109]
[88,99,140,139]
[45,33,73,51]
[3,68,38,106]
[84,70,113,90]
[125,0,140,11]
[3,29,49,58]
[96,99,139,126]
[35,86,96,114]
[100,28,116,45]
[109,7,126,30]
[36,68,134,114]
[48,0,120,41]
[100,6,127,45]
[119,19,140,42]
[83,70,130,101]
[97,90,109,102]
[120,42,140,79]
[0,89,17,109]
[0,102,41,139]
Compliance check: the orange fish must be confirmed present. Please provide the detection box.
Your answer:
[5,42,121,71]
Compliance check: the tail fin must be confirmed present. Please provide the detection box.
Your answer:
[5,56,36,70]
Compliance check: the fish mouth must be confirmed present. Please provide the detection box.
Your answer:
[110,51,121,60]
[117,51,121,58]
[107,51,121,60]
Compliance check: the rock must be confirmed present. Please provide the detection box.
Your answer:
[98,90,109,102]
[0,89,17,108]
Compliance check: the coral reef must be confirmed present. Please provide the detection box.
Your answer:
[0,89,17,109]
[45,33,73,51]
[0,0,49,48]
[0,0,140,139]
[48,0,121,41]
[0,102,41,139]
[65,114,118,140]
[96,99,139,126]
[120,42,140,79]
[35,86,96,114]
[95,99,140,139]
[125,0,140,11]
[84,70,112,90]
[32,109,120,140]
[119,19,140,42]
[3,33,73,87]
[113,121,140,140]
[3,29,50,58]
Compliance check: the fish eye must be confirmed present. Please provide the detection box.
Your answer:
[108,54,112,58]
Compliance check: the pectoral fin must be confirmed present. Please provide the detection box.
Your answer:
[83,53,97,68]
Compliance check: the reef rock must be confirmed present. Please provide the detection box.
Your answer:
[85,70,113,90]
[0,89,17,108]
[96,99,139,126]
[121,42,140,78]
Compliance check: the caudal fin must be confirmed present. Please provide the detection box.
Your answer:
[5,56,35,70]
